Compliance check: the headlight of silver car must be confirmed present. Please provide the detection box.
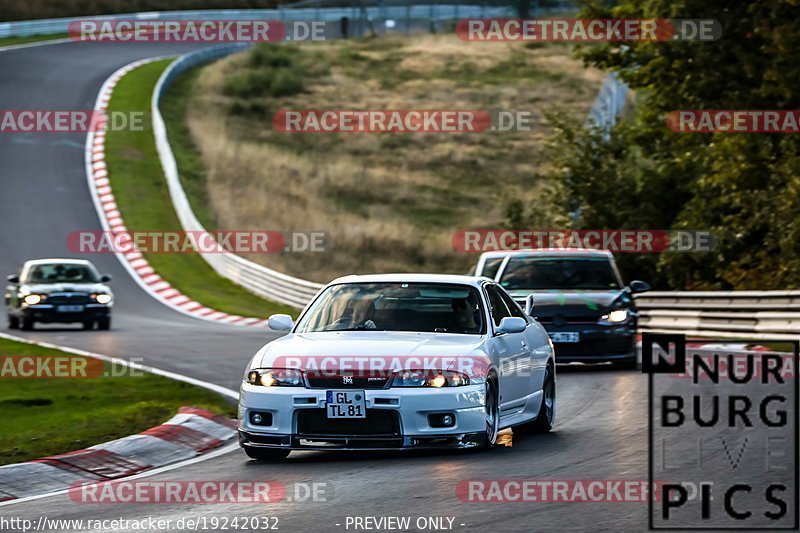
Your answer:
[392,369,470,387]
[246,368,303,387]
[598,309,629,324]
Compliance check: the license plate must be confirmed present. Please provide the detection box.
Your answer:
[325,390,366,418]
[551,331,580,343]
[57,305,83,313]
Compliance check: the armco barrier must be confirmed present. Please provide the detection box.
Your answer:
[152,44,324,309]
[150,47,800,337]
[0,5,516,38]
[635,292,800,340]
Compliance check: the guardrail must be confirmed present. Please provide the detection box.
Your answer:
[136,20,797,339]
[152,44,324,309]
[586,71,629,134]
[0,5,516,38]
[636,292,800,340]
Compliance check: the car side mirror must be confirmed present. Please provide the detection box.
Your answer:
[7,275,19,283]
[497,316,527,334]
[267,314,294,332]
[629,280,651,294]
[524,294,535,316]
[101,274,112,283]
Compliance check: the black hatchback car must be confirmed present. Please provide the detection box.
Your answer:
[5,259,113,330]
[475,249,650,368]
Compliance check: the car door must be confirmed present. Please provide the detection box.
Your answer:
[497,287,549,393]
[484,283,530,412]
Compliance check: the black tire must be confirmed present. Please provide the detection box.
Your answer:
[482,376,500,449]
[20,317,34,330]
[244,447,290,461]
[82,320,95,330]
[518,363,556,434]
[97,317,111,331]
[8,315,19,329]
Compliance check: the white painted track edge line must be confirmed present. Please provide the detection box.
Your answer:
[0,331,241,507]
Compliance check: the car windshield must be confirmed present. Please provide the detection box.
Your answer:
[499,256,621,291]
[295,282,486,334]
[25,263,99,284]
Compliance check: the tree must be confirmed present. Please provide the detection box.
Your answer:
[545,0,800,289]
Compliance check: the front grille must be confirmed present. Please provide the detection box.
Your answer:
[305,374,391,389]
[46,293,90,305]
[296,409,400,437]
[554,337,634,357]
[536,311,604,325]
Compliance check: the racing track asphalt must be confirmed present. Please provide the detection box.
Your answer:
[1,41,782,532]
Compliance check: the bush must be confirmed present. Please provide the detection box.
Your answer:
[249,44,298,68]
[268,69,304,97]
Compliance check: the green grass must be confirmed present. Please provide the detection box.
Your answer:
[0,337,235,465]
[0,33,69,48]
[104,59,297,319]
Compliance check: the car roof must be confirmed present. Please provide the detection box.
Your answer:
[24,258,93,266]
[478,248,613,260]
[328,273,493,288]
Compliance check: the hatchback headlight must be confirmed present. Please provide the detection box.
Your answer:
[598,309,629,324]
[23,294,45,305]
[392,370,470,387]
[246,368,303,387]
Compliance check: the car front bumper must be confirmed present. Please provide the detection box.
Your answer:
[545,323,636,363]
[238,383,487,451]
[20,304,110,323]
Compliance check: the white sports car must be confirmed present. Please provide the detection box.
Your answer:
[238,274,556,460]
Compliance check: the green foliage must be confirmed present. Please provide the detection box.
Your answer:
[545,0,800,289]
[224,44,305,99]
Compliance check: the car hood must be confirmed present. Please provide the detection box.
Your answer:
[255,331,488,371]
[22,282,111,294]
[507,289,630,316]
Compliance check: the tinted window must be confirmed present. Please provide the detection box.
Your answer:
[479,257,504,279]
[25,263,99,284]
[500,256,621,290]
[485,285,511,327]
[296,282,485,334]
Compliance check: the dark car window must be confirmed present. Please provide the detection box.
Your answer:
[25,264,99,284]
[479,257,504,279]
[296,282,486,335]
[485,285,511,327]
[500,256,621,291]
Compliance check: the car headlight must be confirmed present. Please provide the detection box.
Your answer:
[599,309,629,324]
[392,370,470,387]
[92,293,113,304]
[246,368,303,387]
[23,294,45,305]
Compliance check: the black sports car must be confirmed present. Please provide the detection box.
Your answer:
[5,259,113,330]
[475,249,650,368]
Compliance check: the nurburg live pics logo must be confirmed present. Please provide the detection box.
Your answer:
[643,333,799,530]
